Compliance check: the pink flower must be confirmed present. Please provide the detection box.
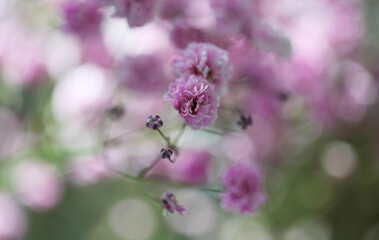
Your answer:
[165,75,219,130]
[221,163,266,214]
[12,161,63,211]
[115,55,167,93]
[0,193,27,240]
[161,191,186,215]
[169,21,205,49]
[61,0,102,38]
[171,43,233,96]
[158,0,188,21]
[113,0,155,28]
[170,150,212,185]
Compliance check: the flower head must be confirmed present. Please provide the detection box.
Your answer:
[113,0,155,28]
[171,43,233,96]
[161,191,186,215]
[221,163,266,214]
[61,0,102,38]
[146,115,163,130]
[165,75,219,130]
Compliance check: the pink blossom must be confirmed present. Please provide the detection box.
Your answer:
[221,163,266,214]
[61,0,102,38]
[210,0,255,38]
[113,0,155,28]
[158,0,188,21]
[0,193,27,240]
[12,161,63,211]
[165,75,219,130]
[116,55,167,93]
[171,42,233,96]
[161,191,186,215]
[169,21,205,49]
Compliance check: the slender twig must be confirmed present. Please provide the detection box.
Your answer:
[157,129,171,146]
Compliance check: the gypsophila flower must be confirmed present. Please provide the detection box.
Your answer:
[171,43,233,96]
[237,114,253,130]
[161,148,174,162]
[165,75,219,130]
[113,0,155,28]
[61,0,102,38]
[146,115,163,130]
[161,191,186,215]
[221,163,266,215]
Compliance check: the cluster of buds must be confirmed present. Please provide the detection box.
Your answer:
[146,115,163,130]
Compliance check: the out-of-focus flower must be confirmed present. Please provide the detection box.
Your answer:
[61,0,102,38]
[69,156,113,186]
[52,64,114,127]
[237,114,253,130]
[165,76,219,130]
[171,42,233,96]
[12,161,63,211]
[161,191,186,215]
[161,148,174,162]
[169,21,205,49]
[113,0,155,28]
[146,115,163,130]
[0,193,27,240]
[115,54,167,93]
[210,0,255,38]
[171,150,212,185]
[158,0,188,21]
[0,21,47,88]
[221,163,266,214]
[150,150,212,185]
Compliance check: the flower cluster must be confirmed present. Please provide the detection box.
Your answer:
[166,43,233,130]
[221,163,266,214]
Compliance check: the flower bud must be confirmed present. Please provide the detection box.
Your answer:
[161,148,174,162]
[237,114,253,130]
[146,115,163,130]
[161,191,186,215]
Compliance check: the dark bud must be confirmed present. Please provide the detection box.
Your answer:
[237,114,253,130]
[146,115,163,130]
[278,91,290,101]
[161,148,174,162]
[105,105,125,120]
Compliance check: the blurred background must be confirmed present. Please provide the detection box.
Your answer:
[1,0,379,239]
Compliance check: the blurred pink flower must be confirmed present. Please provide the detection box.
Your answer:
[0,21,47,88]
[161,191,186,215]
[151,149,212,185]
[169,21,205,49]
[69,156,113,186]
[171,42,233,96]
[158,0,188,21]
[0,193,27,240]
[80,34,113,68]
[221,163,266,214]
[61,0,102,38]
[116,54,167,93]
[165,75,219,130]
[171,150,212,185]
[12,161,63,212]
[210,0,255,38]
[113,0,155,28]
